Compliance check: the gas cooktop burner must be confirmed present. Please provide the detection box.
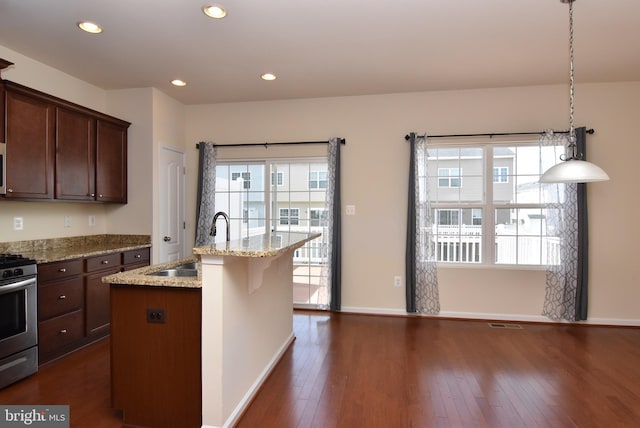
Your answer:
[0,253,37,269]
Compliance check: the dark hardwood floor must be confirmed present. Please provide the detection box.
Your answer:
[2,312,640,427]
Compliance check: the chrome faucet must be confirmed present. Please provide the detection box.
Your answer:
[210,211,230,242]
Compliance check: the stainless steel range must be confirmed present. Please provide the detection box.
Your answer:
[0,253,38,389]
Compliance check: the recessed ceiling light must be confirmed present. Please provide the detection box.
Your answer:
[171,79,187,87]
[261,73,277,81]
[203,5,227,19]
[77,21,103,34]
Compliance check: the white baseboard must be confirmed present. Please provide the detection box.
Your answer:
[216,332,296,428]
[340,306,640,327]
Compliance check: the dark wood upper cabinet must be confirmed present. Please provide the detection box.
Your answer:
[96,120,127,203]
[55,107,96,201]
[4,86,56,199]
[1,80,130,203]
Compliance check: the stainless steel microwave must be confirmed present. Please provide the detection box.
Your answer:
[0,142,5,195]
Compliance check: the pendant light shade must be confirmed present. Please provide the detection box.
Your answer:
[539,0,609,184]
[539,158,610,183]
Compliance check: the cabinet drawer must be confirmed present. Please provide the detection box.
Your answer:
[38,310,84,357]
[38,278,83,321]
[38,259,83,282]
[122,248,150,266]
[85,252,121,273]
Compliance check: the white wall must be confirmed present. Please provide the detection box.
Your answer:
[186,82,640,324]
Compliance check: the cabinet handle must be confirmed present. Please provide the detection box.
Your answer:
[90,193,95,197]
[135,254,141,259]
[60,329,68,334]
[101,260,109,264]
[7,188,13,193]
[59,268,67,273]
[99,194,103,198]
[58,295,66,300]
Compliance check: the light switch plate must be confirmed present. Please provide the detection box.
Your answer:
[13,217,23,230]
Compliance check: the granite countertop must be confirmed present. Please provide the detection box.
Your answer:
[193,231,321,258]
[104,232,321,290]
[102,257,202,289]
[0,235,151,264]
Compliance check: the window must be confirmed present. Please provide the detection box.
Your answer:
[310,209,326,227]
[217,159,329,308]
[279,208,300,225]
[271,171,283,186]
[309,171,327,189]
[493,167,509,183]
[438,168,462,188]
[436,209,459,226]
[231,171,251,189]
[426,142,563,266]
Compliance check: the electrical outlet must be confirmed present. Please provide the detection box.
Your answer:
[13,217,24,231]
[88,215,96,226]
[146,308,166,324]
[64,215,72,228]
[346,205,356,216]
[394,276,402,287]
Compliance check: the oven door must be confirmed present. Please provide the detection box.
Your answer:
[0,276,38,358]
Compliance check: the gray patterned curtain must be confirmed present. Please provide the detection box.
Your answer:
[325,137,342,311]
[406,133,440,314]
[195,142,217,246]
[541,128,588,321]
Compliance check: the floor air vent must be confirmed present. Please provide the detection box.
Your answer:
[488,322,523,329]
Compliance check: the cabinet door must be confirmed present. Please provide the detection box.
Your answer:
[85,267,120,337]
[56,107,96,200]
[4,88,55,199]
[96,120,128,203]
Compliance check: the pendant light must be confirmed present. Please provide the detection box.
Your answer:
[539,0,609,183]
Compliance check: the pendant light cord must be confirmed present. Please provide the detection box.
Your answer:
[564,0,580,161]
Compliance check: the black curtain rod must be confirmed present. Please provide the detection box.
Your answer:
[196,138,345,149]
[404,129,594,140]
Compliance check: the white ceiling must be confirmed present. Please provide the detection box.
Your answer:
[0,0,638,105]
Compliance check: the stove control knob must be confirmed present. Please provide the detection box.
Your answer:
[13,268,24,276]
[2,270,13,279]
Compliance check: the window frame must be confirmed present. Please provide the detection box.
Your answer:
[428,139,557,269]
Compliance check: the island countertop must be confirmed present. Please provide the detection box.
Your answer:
[193,231,321,258]
[103,232,320,289]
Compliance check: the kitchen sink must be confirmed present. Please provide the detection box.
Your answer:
[148,269,198,277]
[147,262,199,277]
[174,262,198,270]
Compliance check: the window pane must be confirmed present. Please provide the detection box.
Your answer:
[433,208,482,263]
[495,208,546,265]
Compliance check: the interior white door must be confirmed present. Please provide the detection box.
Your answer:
[159,146,186,262]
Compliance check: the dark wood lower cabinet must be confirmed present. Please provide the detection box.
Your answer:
[110,285,202,428]
[37,247,151,364]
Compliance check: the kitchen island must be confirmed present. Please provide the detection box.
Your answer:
[194,231,320,428]
[105,231,319,428]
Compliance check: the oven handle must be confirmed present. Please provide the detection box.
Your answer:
[0,277,37,295]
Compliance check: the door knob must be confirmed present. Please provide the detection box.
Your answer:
[163,236,171,242]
